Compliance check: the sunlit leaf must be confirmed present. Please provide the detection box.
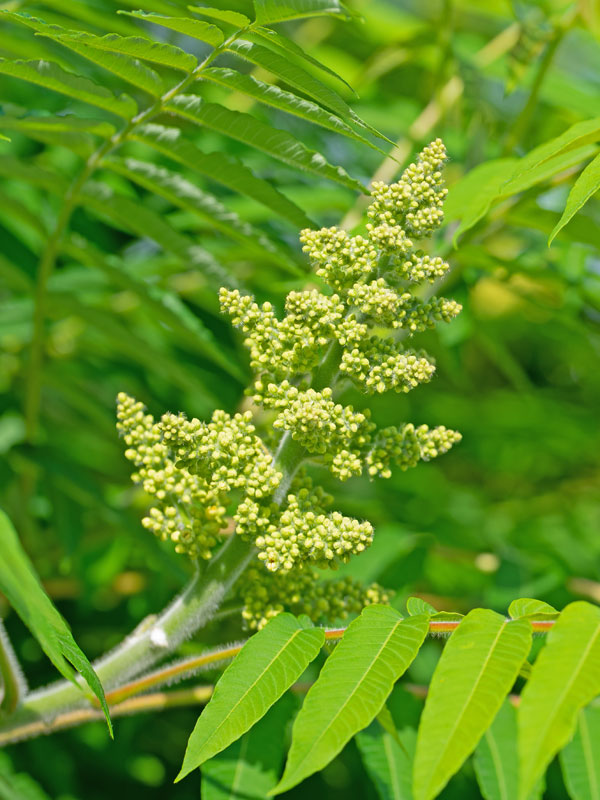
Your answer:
[0,58,136,118]
[518,602,600,800]
[177,614,324,781]
[118,11,223,46]
[413,610,532,800]
[273,607,429,794]
[253,0,349,25]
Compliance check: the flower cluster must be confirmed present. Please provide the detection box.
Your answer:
[117,393,281,559]
[239,565,390,630]
[118,139,462,628]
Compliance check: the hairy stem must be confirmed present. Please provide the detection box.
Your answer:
[0,533,253,741]
[0,621,27,714]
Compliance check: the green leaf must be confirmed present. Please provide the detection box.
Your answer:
[188,6,251,27]
[0,59,137,118]
[444,159,518,244]
[501,117,600,193]
[518,601,600,800]
[560,705,600,800]
[165,95,366,193]
[1,12,165,96]
[357,723,416,800]
[549,152,600,244]
[413,609,532,800]
[250,26,354,94]
[201,695,295,800]
[200,67,384,154]
[406,597,437,616]
[0,114,115,138]
[0,752,52,800]
[0,508,111,732]
[227,39,355,123]
[474,701,544,800]
[253,0,349,24]
[54,31,197,72]
[176,614,324,781]
[118,11,224,46]
[132,123,313,228]
[272,606,429,795]
[508,598,559,620]
[103,156,297,271]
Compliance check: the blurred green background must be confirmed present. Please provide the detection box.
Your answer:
[1,0,599,796]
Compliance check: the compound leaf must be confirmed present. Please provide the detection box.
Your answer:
[165,95,366,193]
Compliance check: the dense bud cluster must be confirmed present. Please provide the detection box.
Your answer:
[118,140,462,628]
[240,565,390,630]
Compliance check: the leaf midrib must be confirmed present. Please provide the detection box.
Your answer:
[284,617,408,784]
[421,617,512,797]
[194,626,309,762]
[522,618,600,795]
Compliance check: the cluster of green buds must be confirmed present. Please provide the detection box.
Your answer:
[117,139,462,629]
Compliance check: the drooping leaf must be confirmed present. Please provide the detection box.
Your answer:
[165,95,366,193]
[253,0,349,25]
[54,31,197,72]
[508,598,559,620]
[200,68,384,153]
[118,11,224,46]
[272,607,429,795]
[357,722,416,800]
[176,614,324,781]
[0,509,111,732]
[474,701,544,800]
[518,602,600,800]
[103,156,297,271]
[188,6,251,28]
[560,704,600,800]
[0,59,137,118]
[549,152,600,243]
[413,609,532,800]
[201,694,296,800]
[132,123,313,228]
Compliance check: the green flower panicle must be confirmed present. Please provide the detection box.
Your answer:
[117,139,462,628]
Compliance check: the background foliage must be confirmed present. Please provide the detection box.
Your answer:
[0,0,599,797]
